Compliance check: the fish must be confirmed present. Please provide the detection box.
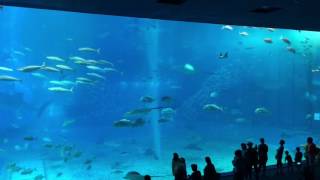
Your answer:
[203,104,223,112]
[17,62,46,72]
[13,50,25,56]
[24,47,32,52]
[34,175,44,180]
[104,67,117,72]
[56,64,73,71]
[287,46,296,54]
[86,59,100,65]
[218,52,228,59]
[48,87,73,93]
[76,77,94,83]
[113,119,133,128]
[20,168,33,175]
[41,66,60,72]
[239,32,249,36]
[0,75,21,82]
[24,136,36,141]
[234,118,247,123]
[86,65,107,72]
[280,36,291,45]
[31,73,47,79]
[46,56,65,62]
[113,118,146,128]
[98,60,114,67]
[124,108,152,116]
[78,47,100,53]
[210,91,218,98]
[266,28,276,32]
[76,80,95,86]
[254,107,270,114]
[70,56,86,61]
[86,72,106,80]
[161,96,172,103]
[160,108,175,119]
[49,80,76,86]
[221,25,233,31]
[264,38,273,43]
[44,144,53,148]
[0,66,13,72]
[74,151,82,158]
[62,119,76,127]
[131,118,146,127]
[140,96,154,103]
[87,165,92,170]
[184,63,195,72]
[56,172,63,177]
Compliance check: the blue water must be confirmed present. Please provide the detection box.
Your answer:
[0,6,320,180]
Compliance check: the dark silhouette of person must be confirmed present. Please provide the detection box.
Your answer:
[295,147,303,170]
[172,153,180,176]
[233,149,246,180]
[305,137,316,166]
[275,139,285,175]
[240,143,249,179]
[189,164,201,180]
[241,143,247,157]
[258,138,268,175]
[246,142,259,179]
[285,150,293,172]
[173,157,187,180]
[180,158,187,179]
[203,156,218,180]
[144,175,151,180]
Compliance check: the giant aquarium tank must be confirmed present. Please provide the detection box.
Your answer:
[0,5,320,180]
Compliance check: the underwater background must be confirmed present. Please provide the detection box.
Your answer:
[1,5,320,180]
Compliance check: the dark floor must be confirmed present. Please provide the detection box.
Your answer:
[220,164,320,180]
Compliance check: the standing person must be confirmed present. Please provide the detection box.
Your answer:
[172,153,187,180]
[189,164,202,180]
[258,138,268,175]
[203,156,218,180]
[172,153,180,177]
[275,139,285,175]
[284,151,293,172]
[233,149,246,180]
[305,137,316,166]
[295,147,303,170]
[240,143,249,179]
[180,158,187,179]
[246,142,259,179]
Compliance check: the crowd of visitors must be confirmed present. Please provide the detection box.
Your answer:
[143,136,319,180]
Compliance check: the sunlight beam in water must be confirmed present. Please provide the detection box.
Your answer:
[145,21,161,159]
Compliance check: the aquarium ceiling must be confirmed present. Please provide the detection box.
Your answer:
[0,0,320,31]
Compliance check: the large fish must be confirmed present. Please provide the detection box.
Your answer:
[48,87,73,93]
[17,62,45,72]
[0,75,21,82]
[0,66,13,72]
[78,47,100,53]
